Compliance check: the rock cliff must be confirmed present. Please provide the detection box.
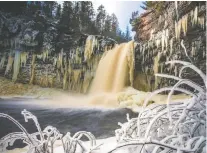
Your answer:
[132,1,206,91]
[0,11,116,93]
[0,1,206,93]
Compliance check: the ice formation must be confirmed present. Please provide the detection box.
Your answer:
[0,55,6,69]
[153,52,161,88]
[5,52,14,75]
[84,35,97,61]
[29,54,36,84]
[20,52,28,67]
[12,50,21,81]
[114,60,206,153]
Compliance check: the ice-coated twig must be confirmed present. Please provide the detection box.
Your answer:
[0,113,36,146]
[181,39,193,63]
[21,109,44,142]
[166,60,206,86]
[114,60,206,153]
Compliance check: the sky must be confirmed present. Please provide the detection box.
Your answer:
[93,1,144,37]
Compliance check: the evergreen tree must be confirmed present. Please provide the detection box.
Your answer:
[111,13,119,34]
[115,28,128,43]
[56,4,62,19]
[140,1,166,15]
[27,1,42,16]
[0,1,130,43]
[59,1,73,32]
[96,5,106,34]
[104,15,112,33]
[130,11,139,25]
[80,2,95,32]
[72,2,81,33]
[0,1,27,14]
[43,2,58,17]
[125,25,131,41]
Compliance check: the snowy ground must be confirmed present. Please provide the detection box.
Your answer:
[7,137,141,153]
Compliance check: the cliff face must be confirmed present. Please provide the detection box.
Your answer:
[0,11,116,93]
[132,1,206,91]
[0,2,206,94]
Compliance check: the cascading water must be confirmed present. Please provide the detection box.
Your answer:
[90,41,134,93]
[46,41,136,108]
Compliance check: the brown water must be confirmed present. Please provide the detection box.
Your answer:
[0,40,190,109]
[90,41,134,93]
[49,40,189,109]
[43,41,136,108]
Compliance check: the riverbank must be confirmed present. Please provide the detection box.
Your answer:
[0,76,68,98]
[0,77,191,112]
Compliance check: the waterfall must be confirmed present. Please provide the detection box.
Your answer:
[90,41,135,93]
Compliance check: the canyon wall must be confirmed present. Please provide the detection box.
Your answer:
[0,11,116,93]
[0,1,206,93]
[132,1,206,91]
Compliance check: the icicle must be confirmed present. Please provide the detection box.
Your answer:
[198,16,205,29]
[42,49,49,62]
[181,14,188,36]
[165,29,169,49]
[82,71,91,93]
[75,47,81,64]
[191,45,195,56]
[175,1,178,20]
[0,55,6,69]
[53,57,57,66]
[57,49,63,73]
[190,9,193,24]
[73,69,81,84]
[185,14,188,33]
[193,6,198,25]
[149,29,154,40]
[170,38,174,56]
[37,54,42,60]
[12,50,21,81]
[153,52,161,88]
[20,52,28,67]
[42,51,47,62]
[156,39,161,48]
[158,15,162,24]
[29,54,36,84]
[175,19,182,39]
[84,35,96,61]
[161,30,165,51]
[142,44,146,63]
[5,53,14,75]
[177,20,181,39]
[160,63,164,74]
[175,21,178,39]
[56,70,61,83]
[181,17,185,36]
[140,44,142,53]
[63,58,68,90]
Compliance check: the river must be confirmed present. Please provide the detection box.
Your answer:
[0,98,137,148]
